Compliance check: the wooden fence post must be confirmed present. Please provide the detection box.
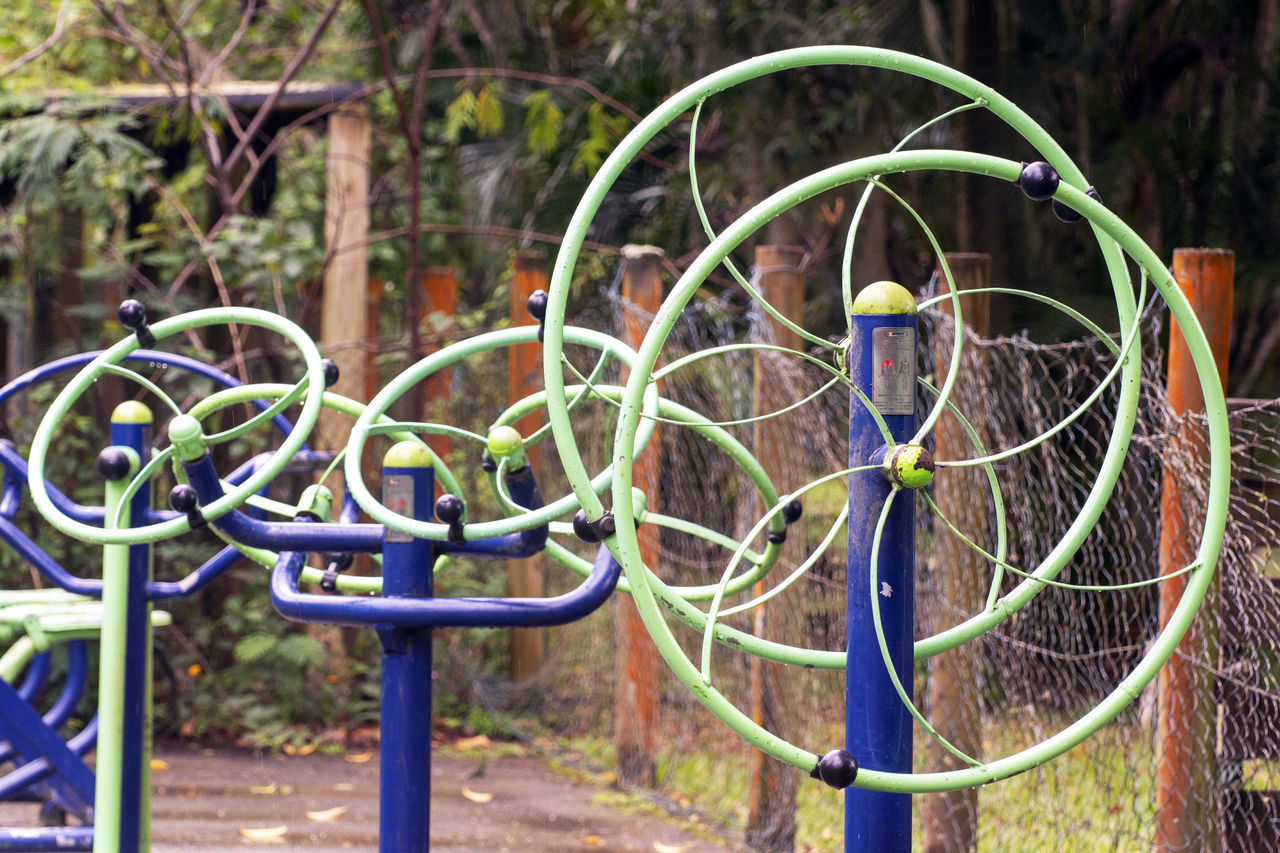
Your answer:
[746,244,805,851]
[321,99,370,426]
[922,253,991,853]
[616,245,663,788]
[1154,248,1232,853]
[317,99,370,681]
[507,252,548,681]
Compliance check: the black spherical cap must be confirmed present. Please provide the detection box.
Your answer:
[96,447,133,481]
[782,499,803,525]
[1017,161,1060,201]
[168,484,200,514]
[812,750,858,789]
[434,494,464,524]
[1051,186,1102,223]
[526,290,549,322]
[321,359,340,388]
[117,299,147,329]
[572,509,615,543]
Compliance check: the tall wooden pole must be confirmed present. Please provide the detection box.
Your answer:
[616,245,663,788]
[746,244,805,851]
[923,254,991,853]
[321,100,370,425]
[318,100,370,680]
[1154,248,1233,853]
[507,252,547,681]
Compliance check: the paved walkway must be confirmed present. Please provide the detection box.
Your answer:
[0,745,743,852]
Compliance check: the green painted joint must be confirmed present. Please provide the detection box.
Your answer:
[383,440,434,469]
[630,486,648,524]
[853,280,917,315]
[296,485,333,521]
[167,414,206,462]
[112,401,154,425]
[887,444,935,489]
[486,425,527,469]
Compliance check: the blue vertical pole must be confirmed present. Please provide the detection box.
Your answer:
[109,402,154,853]
[846,282,918,853]
[378,442,436,853]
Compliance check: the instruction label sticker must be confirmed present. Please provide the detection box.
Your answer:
[871,327,915,415]
[383,475,414,543]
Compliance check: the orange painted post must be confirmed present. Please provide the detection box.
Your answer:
[1154,248,1232,853]
[422,268,458,462]
[747,244,805,851]
[923,254,990,853]
[616,245,664,788]
[507,252,547,681]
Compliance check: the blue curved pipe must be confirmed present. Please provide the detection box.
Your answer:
[183,452,550,560]
[270,543,621,630]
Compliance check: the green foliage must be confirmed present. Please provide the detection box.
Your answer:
[523,90,564,155]
[0,97,157,202]
[571,102,627,176]
[445,83,505,144]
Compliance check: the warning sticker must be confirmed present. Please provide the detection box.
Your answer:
[871,327,915,416]
[383,474,414,543]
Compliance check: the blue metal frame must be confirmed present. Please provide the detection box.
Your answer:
[178,449,620,852]
[846,309,917,853]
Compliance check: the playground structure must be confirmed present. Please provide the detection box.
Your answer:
[0,46,1235,853]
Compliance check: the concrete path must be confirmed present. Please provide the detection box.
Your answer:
[0,745,743,852]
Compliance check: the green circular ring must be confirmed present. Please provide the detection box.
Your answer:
[343,324,660,540]
[27,306,327,545]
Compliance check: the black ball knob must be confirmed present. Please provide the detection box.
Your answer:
[572,509,615,543]
[782,499,803,525]
[321,359,340,388]
[117,299,147,330]
[434,494,464,524]
[527,290,549,322]
[1051,186,1102,223]
[96,448,133,481]
[812,750,858,789]
[168,484,200,514]
[1017,161,1060,202]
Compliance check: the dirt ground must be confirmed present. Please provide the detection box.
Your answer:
[0,744,745,852]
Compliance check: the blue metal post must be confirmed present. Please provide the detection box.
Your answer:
[109,402,154,853]
[377,442,436,853]
[846,283,918,853]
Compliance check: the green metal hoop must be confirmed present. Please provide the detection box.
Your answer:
[541,46,1230,791]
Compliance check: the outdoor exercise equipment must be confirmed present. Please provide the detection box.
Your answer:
[540,46,1230,852]
[0,341,328,852]
[9,44,1231,853]
[12,291,803,852]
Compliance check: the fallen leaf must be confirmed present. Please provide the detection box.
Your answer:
[248,784,278,796]
[306,806,348,822]
[282,743,317,756]
[462,787,493,803]
[454,734,493,751]
[583,837,602,848]
[654,844,689,853]
[344,751,373,764]
[150,759,169,771]
[239,825,288,843]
